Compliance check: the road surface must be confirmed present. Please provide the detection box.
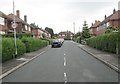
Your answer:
[3,41,118,82]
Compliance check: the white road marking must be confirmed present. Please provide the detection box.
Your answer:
[64,72,67,84]
[64,57,66,66]
[64,53,66,55]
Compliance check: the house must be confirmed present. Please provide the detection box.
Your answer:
[31,26,44,38]
[42,30,51,39]
[89,20,101,36]
[7,10,31,33]
[58,31,74,39]
[90,9,120,36]
[0,10,32,34]
[0,11,13,34]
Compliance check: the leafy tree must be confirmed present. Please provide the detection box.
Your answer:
[81,21,90,39]
[45,27,54,38]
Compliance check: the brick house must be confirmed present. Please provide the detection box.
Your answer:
[7,10,31,33]
[0,11,13,34]
[0,10,31,34]
[90,9,120,36]
[58,31,74,39]
[31,26,44,38]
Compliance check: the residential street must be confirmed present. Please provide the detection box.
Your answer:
[2,41,118,82]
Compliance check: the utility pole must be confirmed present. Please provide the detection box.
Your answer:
[12,0,17,57]
[73,22,75,35]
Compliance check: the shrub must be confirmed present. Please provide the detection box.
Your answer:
[2,38,26,62]
[87,32,120,54]
[2,38,15,62]
[21,37,48,52]
[2,33,32,39]
[16,39,26,56]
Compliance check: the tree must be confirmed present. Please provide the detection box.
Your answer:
[45,27,54,38]
[81,21,90,39]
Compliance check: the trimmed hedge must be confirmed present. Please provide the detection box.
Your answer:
[2,37,48,62]
[87,32,120,54]
[21,37,48,52]
[2,38,26,62]
[2,33,32,39]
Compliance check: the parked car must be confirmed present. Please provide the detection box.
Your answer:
[51,39,62,48]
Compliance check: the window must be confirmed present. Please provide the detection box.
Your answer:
[25,25,27,30]
[0,17,5,25]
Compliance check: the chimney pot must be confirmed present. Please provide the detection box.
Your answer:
[113,9,116,14]
[24,15,27,22]
[16,10,20,18]
[105,15,107,19]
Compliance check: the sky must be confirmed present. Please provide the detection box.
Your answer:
[0,0,120,34]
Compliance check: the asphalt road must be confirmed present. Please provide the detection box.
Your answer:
[2,41,118,82]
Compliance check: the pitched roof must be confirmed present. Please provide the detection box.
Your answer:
[109,10,120,20]
[7,13,28,25]
[90,21,101,28]
[0,11,12,20]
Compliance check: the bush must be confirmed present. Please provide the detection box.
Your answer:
[2,38,15,62]
[21,37,48,52]
[2,38,26,62]
[2,33,32,39]
[16,39,26,56]
[87,32,120,54]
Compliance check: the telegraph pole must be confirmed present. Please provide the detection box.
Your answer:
[73,22,75,35]
[12,0,17,57]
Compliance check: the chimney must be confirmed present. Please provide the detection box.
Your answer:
[24,15,27,22]
[105,15,107,19]
[95,20,97,23]
[16,10,20,18]
[113,9,116,14]
[92,23,93,26]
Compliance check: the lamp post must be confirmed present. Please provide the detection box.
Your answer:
[12,0,17,57]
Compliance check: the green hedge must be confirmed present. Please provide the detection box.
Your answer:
[2,33,32,39]
[2,37,48,62]
[2,38,26,62]
[21,37,48,52]
[87,32,120,54]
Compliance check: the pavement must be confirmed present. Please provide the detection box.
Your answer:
[0,41,119,80]
[77,43,119,72]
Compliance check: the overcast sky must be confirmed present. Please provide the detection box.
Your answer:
[0,0,120,33]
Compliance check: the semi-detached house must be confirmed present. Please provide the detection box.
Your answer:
[90,9,120,36]
[0,10,31,34]
[0,10,51,38]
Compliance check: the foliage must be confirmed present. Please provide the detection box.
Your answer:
[2,38,26,62]
[45,27,54,38]
[87,32,120,54]
[2,33,32,39]
[16,39,26,56]
[2,38,15,62]
[42,33,46,38]
[21,37,48,52]
[105,26,120,33]
[81,21,91,39]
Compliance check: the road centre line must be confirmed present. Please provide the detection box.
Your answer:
[64,72,67,84]
[64,57,66,66]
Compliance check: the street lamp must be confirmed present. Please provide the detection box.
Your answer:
[12,0,17,57]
